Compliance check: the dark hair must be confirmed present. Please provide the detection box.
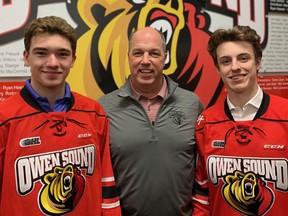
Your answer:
[24,16,77,55]
[207,25,262,66]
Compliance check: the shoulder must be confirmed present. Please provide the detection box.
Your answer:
[269,93,288,104]
[196,99,227,126]
[172,87,203,107]
[97,89,122,112]
[175,87,200,99]
[202,100,226,115]
[72,91,99,106]
[71,91,105,114]
[264,93,288,116]
[0,93,32,124]
[98,89,121,103]
[165,76,201,103]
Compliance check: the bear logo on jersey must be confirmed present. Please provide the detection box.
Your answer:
[223,170,273,216]
[39,164,85,215]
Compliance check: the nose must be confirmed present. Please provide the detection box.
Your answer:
[141,52,151,64]
[231,59,240,71]
[46,54,59,67]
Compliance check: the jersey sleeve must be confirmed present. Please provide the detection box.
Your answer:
[98,114,121,216]
[192,114,211,216]
[0,111,8,206]
[0,125,4,206]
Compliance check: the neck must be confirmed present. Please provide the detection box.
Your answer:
[31,83,65,109]
[131,77,163,99]
[228,86,259,108]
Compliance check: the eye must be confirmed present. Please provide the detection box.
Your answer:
[238,53,251,62]
[150,51,161,57]
[35,51,47,56]
[132,50,143,57]
[219,58,231,66]
[239,56,248,62]
[58,52,70,57]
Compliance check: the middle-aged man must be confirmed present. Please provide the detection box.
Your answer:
[98,27,203,216]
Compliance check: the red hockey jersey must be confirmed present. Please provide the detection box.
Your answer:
[0,87,121,215]
[193,93,288,216]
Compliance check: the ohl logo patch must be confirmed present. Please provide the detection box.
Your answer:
[20,136,41,147]
[39,164,85,215]
[222,171,274,216]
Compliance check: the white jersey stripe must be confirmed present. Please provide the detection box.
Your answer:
[102,201,120,209]
[102,176,115,182]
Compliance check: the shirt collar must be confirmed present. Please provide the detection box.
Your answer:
[25,79,72,112]
[227,85,263,110]
[130,76,168,100]
[25,79,71,100]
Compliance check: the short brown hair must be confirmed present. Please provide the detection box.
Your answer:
[24,16,77,55]
[207,25,262,67]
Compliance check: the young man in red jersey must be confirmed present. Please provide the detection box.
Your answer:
[193,25,288,216]
[0,16,121,216]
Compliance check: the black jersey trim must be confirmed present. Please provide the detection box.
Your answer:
[0,111,41,127]
[102,185,118,199]
[20,86,75,112]
[70,109,106,117]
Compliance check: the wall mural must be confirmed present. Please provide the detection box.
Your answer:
[0,0,269,107]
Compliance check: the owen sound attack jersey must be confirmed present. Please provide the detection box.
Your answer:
[0,87,121,216]
[192,92,288,216]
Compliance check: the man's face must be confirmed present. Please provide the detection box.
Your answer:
[23,34,76,95]
[128,27,167,96]
[216,41,261,99]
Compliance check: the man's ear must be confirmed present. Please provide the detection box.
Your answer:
[216,66,221,75]
[23,50,30,66]
[70,55,76,68]
[256,58,262,71]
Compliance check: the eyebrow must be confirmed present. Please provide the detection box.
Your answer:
[218,56,230,60]
[219,52,251,59]
[32,47,72,53]
[132,47,162,53]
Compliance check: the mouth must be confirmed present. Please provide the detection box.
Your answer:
[139,69,153,74]
[244,182,253,196]
[229,74,246,80]
[44,71,62,74]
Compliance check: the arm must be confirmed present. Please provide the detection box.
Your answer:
[192,114,211,216]
[0,115,7,210]
[100,116,121,216]
[192,153,210,216]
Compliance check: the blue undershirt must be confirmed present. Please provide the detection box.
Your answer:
[25,79,72,112]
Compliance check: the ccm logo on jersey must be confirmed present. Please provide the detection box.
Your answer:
[78,133,92,138]
[20,136,41,147]
[264,144,285,150]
